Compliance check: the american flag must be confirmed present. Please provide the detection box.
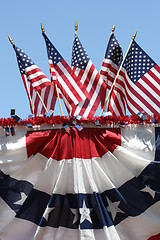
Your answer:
[100,34,126,116]
[42,32,87,115]
[71,36,106,118]
[14,46,52,91]
[14,45,56,116]
[117,41,160,115]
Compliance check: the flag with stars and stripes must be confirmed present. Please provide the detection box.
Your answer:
[14,45,52,91]
[71,35,106,118]
[0,125,160,240]
[117,41,160,115]
[13,45,57,116]
[100,33,126,116]
[42,32,87,115]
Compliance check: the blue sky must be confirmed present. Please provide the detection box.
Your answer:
[1,0,160,119]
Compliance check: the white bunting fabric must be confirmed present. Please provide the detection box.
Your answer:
[0,125,160,240]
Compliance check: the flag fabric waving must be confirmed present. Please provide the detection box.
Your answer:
[14,45,52,91]
[42,57,72,116]
[116,40,160,115]
[13,45,56,116]
[71,35,106,118]
[0,124,160,240]
[42,32,87,115]
[22,79,57,116]
[100,34,126,116]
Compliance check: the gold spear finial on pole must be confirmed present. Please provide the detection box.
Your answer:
[41,22,45,33]
[75,20,78,36]
[132,30,137,40]
[111,24,115,35]
[8,35,14,46]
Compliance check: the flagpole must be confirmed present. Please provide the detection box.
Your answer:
[36,91,48,113]
[100,30,137,116]
[8,35,49,115]
[99,25,115,117]
[41,23,63,116]
[55,84,63,116]
[102,24,115,111]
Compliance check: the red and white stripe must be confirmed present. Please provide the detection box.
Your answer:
[49,59,86,109]
[49,61,73,115]
[71,59,106,118]
[49,63,57,84]
[56,84,72,115]
[25,64,52,91]
[108,89,126,116]
[21,74,56,116]
[100,59,126,116]
[114,65,160,115]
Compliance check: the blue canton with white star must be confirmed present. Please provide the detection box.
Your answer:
[43,33,63,66]
[71,36,90,69]
[14,45,35,74]
[0,170,33,213]
[123,41,155,83]
[105,34,123,67]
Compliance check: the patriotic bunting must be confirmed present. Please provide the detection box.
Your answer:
[0,125,160,240]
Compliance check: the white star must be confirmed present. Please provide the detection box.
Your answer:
[70,208,79,224]
[106,198,124,221]
[140,186,155,199]
[43,206,55,221]
[79,199,92,224]
[14,192,27,205]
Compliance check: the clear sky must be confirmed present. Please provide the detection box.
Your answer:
[1,0,160,119]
